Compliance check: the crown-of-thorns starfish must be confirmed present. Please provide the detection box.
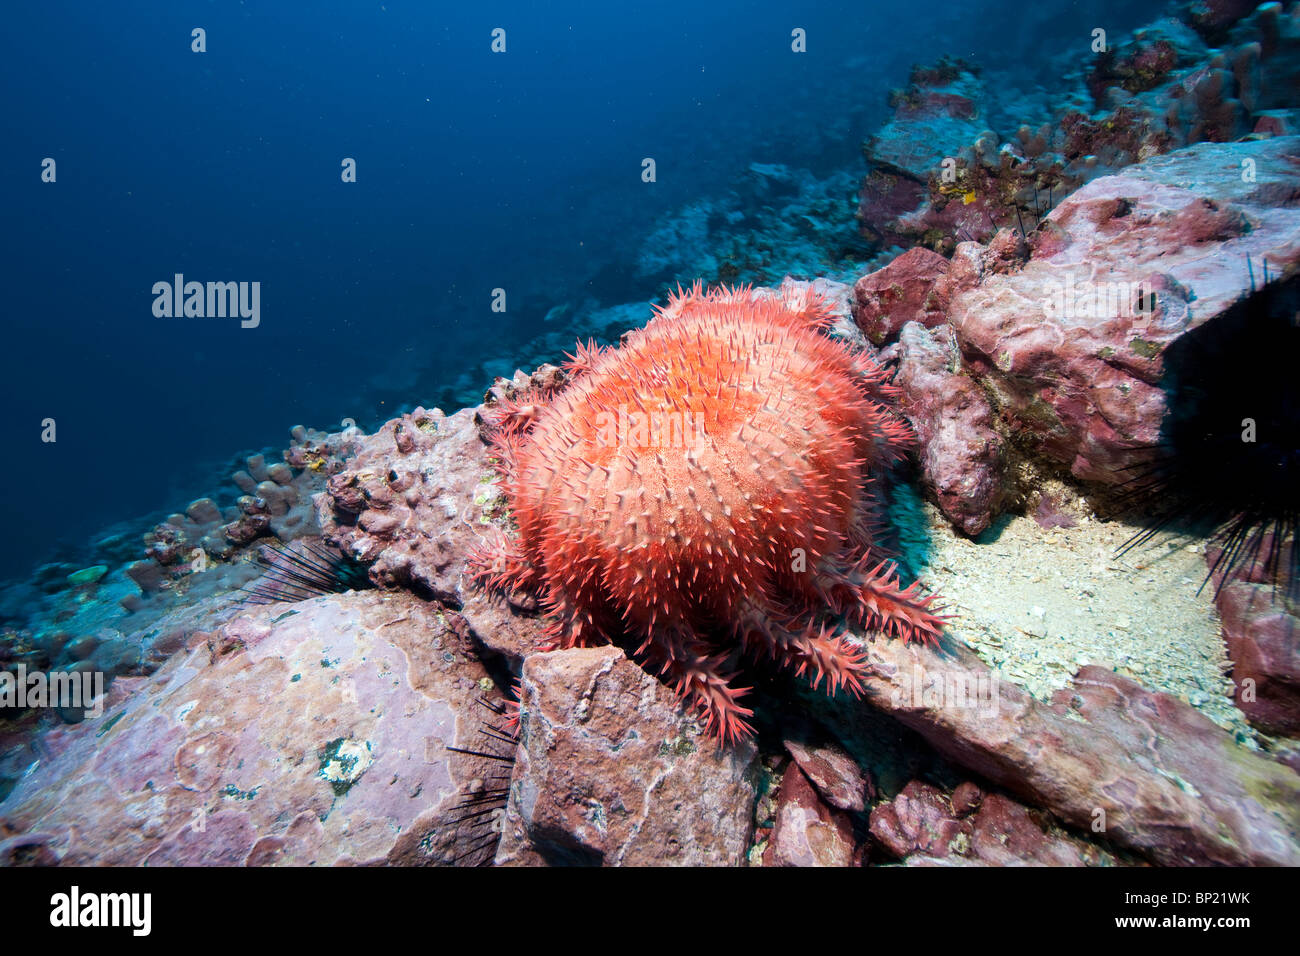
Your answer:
[471,280,946,743]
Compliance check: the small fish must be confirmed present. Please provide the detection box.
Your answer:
[1179,65,1211,94]
[24,732,53,775]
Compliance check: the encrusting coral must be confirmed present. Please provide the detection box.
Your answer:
[473,281,946,743]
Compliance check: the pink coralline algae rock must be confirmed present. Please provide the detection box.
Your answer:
[1178,0,1260,39]
[946,136,1300,484]
[493,646,758,866]
[869,780,971,861]
[854,10,1300,254]
[1080,18,1249,150]
[871,780,1113,866]
[766,275,859,341]
[1254,109,1300,135]
[856,59,996,249]
[125,424,363,609]
[319,405,476,603]
[761,763,856,867]
[783,737,871,812]
[317,396,550,664]
[1205,531,1300,735]
[1217,585,1300,735]
[851,247,951,345]
[1086,19,1201,101]
[1065,5,1300,173]
[822,634,1300,866]
[1214,575,1300,736]
[965,793,1112,866]
[893,321,1009,536]
[0,591,508,866]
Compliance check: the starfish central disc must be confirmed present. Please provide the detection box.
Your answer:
[475,282,946,743]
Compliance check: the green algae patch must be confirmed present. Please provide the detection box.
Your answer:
[67,566,108,587]
[658,735,697,758]
[1129,337,1161,359]
[1019,394,1063,432]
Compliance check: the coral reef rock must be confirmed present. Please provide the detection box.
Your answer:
[0,591,506,866]
[783,735,872,812]
[851,246,951,345]
[760,762,857,867]
[858,10,1300,253]
[946,136,1300,485]
[1211,531,1300,736]
[892,321,1009,536]
[635,166,874,288]
[317,400,550,666]
[493,645,759,866]
[125,424,363,612]
[870,780,1114,866]
[1216,581,1300,735]
[826,634,1300,866]
[857,58,996,249]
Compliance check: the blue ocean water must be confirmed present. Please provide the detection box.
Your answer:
[0,0,1163,584]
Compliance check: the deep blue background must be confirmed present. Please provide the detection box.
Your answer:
[0,0,1163,580]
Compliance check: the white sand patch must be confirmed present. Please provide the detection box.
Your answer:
[905,493,1252,742]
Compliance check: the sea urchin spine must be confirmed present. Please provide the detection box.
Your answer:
[241,539,371,605]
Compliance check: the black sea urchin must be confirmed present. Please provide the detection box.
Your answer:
[443,695,519,866]
[1117,267,1300,599]
[241,539,372,605]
